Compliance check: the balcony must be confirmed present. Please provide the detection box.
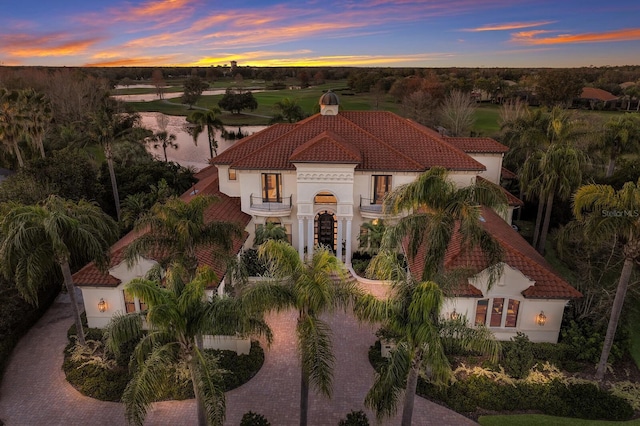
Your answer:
[249,194,292,217]
[359,196,384,219]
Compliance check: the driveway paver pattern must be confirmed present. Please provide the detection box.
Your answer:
[0,290,477,426]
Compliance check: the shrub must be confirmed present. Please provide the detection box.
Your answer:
[338,410,369,426]
[240,411,270,426]
[241,249,268,277]
[501,332,535,379]
[417,366,633,421]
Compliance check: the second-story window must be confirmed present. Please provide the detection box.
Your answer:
[228,168,237,180]
[372,175,391,204]
[262,173,282,203]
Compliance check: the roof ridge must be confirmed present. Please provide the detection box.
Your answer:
[336,113,426,171]
[213,123,294,164]
[290,130,362,163]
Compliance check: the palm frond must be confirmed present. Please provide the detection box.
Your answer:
[365,342,410,420]
[297,315,335,397]
[104,311,144,354]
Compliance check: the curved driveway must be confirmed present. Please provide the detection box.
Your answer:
[0,291,476,426]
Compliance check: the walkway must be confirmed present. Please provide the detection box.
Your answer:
[0,291,477,426]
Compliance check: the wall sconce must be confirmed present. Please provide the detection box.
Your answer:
[98,298,107,313]
[536,310,546,326]
[450,309,460,320]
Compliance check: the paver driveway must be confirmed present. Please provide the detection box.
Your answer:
[0,290,477,426]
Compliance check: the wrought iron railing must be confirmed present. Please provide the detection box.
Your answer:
[250,194,292,211]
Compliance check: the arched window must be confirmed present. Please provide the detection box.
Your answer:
[314,191,337,204]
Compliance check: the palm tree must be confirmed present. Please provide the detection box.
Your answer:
[106,262,272,426]
[0,195,118,345]
[572,179,640,382]
[187,107,224,158]
[599,114,640,177]
[124,194,241,279]
[382,166,507,282]
[353,251,499,425]
[0,88,26,167]
[270,98,306,123]
[146,130,178,162]
[90,97,143,221]
[247,240,361,426]
[19,88,51,159]
[253,222,288,246]
[529,141,584,254]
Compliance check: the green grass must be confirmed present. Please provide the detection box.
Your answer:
[479,414,640,426]
[474,104,502,136]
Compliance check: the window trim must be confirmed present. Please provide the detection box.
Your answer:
[475,297,521,328]
[372,175,391,204]
[261,173,282,203]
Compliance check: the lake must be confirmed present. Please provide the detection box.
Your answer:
[139,112,267,171]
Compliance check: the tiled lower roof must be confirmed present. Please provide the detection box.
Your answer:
[444,137,509,153]
[73,166,250,289]
[406,207,581,299]
[476,176,524,207]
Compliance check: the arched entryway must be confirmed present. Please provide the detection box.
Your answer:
[315,210,336,252]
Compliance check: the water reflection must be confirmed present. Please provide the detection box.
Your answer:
[139,112,267,171]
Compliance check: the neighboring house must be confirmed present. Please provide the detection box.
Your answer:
[578,87,619,109]
[75,92,580,344]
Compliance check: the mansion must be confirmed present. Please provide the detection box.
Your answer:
[74,92,580,344]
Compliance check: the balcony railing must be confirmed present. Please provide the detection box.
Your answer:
[359,196,384,214]
[250,194,292,212]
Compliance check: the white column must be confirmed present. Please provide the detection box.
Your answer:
[336,218,343,262]
[298,218,305,260]
[307,215,314,259]
[345,219,352,266]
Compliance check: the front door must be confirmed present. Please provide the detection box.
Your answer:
[316,212,335,252]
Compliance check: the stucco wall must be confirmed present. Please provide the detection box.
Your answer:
[469,153,503,184]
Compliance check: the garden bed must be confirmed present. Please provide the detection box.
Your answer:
[64,320,264,402]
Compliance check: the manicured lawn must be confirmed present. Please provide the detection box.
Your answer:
[479,414,640,426]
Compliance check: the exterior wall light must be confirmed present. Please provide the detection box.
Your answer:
[536,310,547,326]
[450,309,460,320]
[98,298,107,313]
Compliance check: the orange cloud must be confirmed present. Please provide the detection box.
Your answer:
[464,21,555,32]
[0,33,102,57]
[84,55,179,67]
[512,27,640,45]
[220,53,455,67]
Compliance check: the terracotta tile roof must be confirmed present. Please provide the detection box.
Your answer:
[74,168,251,289]
[476,176,524,207]
[501,167,517,180]
[444,137,509,153]
[212,111,486,172]
[406,207,581,299]
[580,87,618,102]
[289,130,362,164]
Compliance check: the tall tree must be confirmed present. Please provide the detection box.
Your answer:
[354,252,499,425]
[572,180,640,382]
[19,88,51,159]
[182,75,208,109]
[520,111,585,253]
[124,194,241,279]
[151,69,166,100]
[248,240,361,426]
[106,263,272,426]
[187,107,224,158]
[536,69,583,107]
[438,90,476,136]
[218,88,258,115]
[0,88,26,167]
[599,114,640,177]
[382,167,507,282]
[90,97,143,221]
[0,196,118,345]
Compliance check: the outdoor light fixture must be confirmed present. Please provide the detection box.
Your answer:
[98,298,107,313]
[450,309,460,320]
[536,310,547,326]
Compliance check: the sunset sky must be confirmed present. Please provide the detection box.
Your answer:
[1,0,639,68]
